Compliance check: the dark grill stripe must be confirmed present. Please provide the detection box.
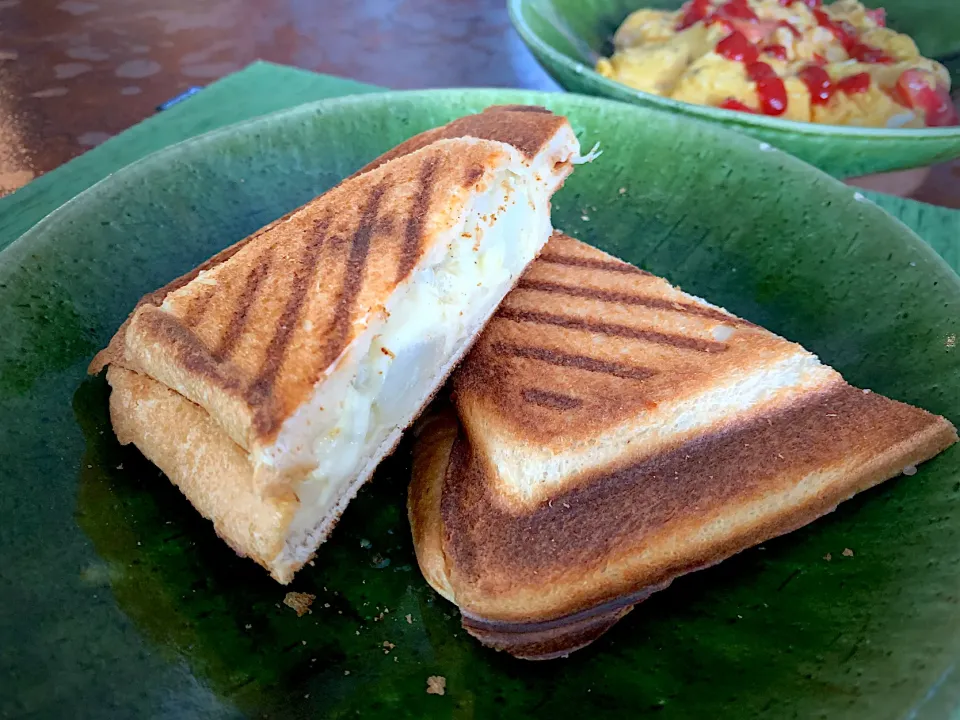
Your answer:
[522,388,583,410]
[498,308,727,353]
[138,309,241,391]
[245,216,333,429]
[397,156,441,283]
[180,288,216,328]
[211,246,274,361]
[491,342,656,382]
[318,182,388,371]
[538,254,651,276]
[462,162,485,188]
[515,279,743,325]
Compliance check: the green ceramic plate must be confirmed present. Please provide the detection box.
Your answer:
[508,0,960,177]
[3,89,960,719]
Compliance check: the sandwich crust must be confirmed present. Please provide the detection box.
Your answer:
[408,404,461,602]
[94,107,579,582]
[410,234,958,658]
[352,105,570,178]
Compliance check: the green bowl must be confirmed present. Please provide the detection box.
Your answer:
[508,0,960,176]
[3,89,960,718]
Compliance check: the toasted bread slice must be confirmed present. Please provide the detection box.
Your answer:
[94,108,585,582]
[452,232,845,510]
[409,233,957,659]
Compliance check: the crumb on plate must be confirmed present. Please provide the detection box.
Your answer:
[427,675,446,696]
[283,591,316,617]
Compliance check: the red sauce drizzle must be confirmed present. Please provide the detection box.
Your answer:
[716,31,759,62]
[677,0,762,31]
[710,18,790,116]
[798,67,873,108]
[798,64,833,104]
[812,10,852,45]
[706,2,895,118]
[720,98,757,112]
[836,72,871,94]
[848,44,894,63]
[813,8,894,63]
[777,20,802,37]
[746,61,788,115]
[715,0,757,22]
[676,0,712,30]
[762,44,788,59]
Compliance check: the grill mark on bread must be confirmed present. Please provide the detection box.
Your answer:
[397,157,441,283]
[246,216,334,432]
[492,342,656,382]
[537,254,651,276]
[137,309,241,391]
[211,247,275,361]
[88,209,306,375]
[180,287,216,327]
[516,279,744,325]
[376,215,396,237]
[462,162,485,188]
[318,182,387,369]
[522,389,583,410]
[498,308,728,353]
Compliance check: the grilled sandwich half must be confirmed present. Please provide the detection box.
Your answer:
[409,231,957,659]
[91,107,587,583]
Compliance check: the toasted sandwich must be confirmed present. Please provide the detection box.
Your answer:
[92,107,588,583]
[409,231,957,659]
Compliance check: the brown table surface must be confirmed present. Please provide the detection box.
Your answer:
[1,0,958,205]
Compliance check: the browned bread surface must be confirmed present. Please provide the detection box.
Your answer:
[408,404,461,602]
[353,105,568,178]
[454,231,803,450]
[411,382,955,657]
[117,137,533,455]
[92,107,577,582]
[445,381,954,615]
[89,208,299,376]
[90,103,571,394]
[409,233,958,658]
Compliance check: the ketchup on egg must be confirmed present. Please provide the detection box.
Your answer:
[747,61,788,115]
[716,31,759,62]
[761,44,788,60]
[674,1,955,127]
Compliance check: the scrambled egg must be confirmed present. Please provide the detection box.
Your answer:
[597,0,956,127]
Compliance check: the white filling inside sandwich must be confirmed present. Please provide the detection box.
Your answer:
[262,162,560,571]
